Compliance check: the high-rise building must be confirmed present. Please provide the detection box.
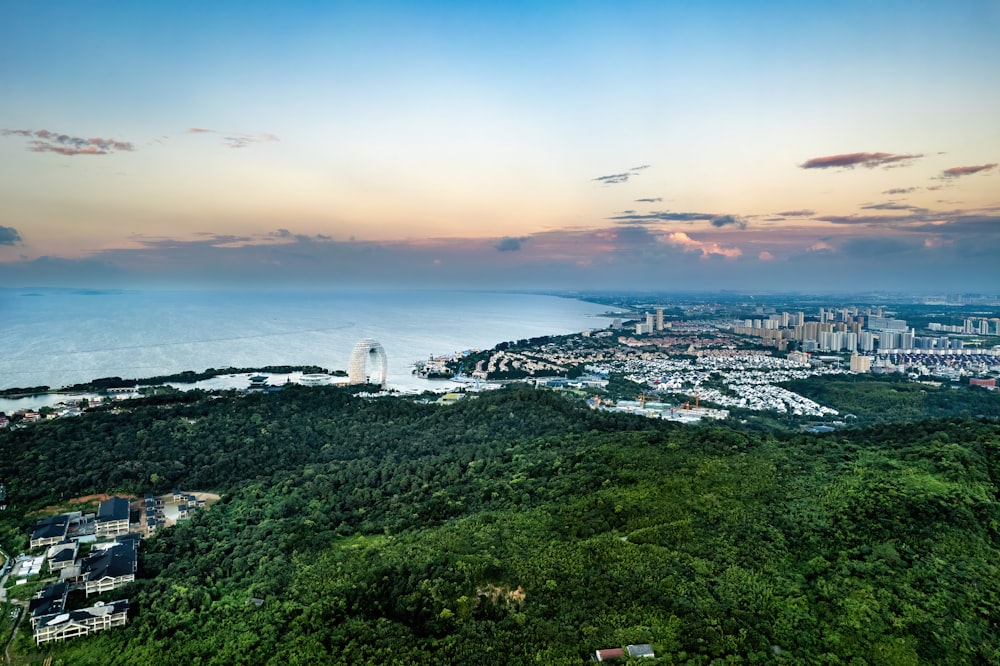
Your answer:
[850,353,872,373]
[867,316,907,332]
[348,339,388,386]
[655,308,664,331]
[880,331,902,350]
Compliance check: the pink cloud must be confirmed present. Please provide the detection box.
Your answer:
[665,232,742,258]
[800,152,922,170]
[941,163,997,178]
[3,128,134,156]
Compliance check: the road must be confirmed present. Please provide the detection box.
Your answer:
[3,605,23,666]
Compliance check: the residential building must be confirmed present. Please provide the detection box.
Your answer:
[850,354,872,373]
[95,497,131,537]
[28,583,69,629]
[68,535,139,596]
[30,514,72,549]
[46,541,79,572]
[34,599,129,644]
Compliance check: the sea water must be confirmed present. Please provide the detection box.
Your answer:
[0,289,613,404]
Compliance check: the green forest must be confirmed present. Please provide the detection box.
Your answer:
[3,385,1000,664]
[780,374,1000,425]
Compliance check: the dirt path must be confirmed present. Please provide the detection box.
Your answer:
[29,492,136,517]
[3,605,23,666]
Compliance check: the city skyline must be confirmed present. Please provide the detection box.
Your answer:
[2,1,999,292]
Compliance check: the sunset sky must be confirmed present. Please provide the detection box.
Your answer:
[2,1,999,292]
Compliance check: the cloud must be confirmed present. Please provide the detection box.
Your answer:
[610,210,717,224]
[665,232,742,259]
[906,214,1000,235]
[815,214,918,226]
[799,152,923,170]
[592,164,650,185]
[2,128,134,156]
[593,172,631,185]
[495,236,528,252]
[613,226,659,245]
[224,133,280,149]
[5,219,999,292]
[940,163,997,178]
[883,187,918,195]
[837,236,917,257]
[635,197,663,203]
[860,202,927,212]
[807,241,835,253]
[610,210,747,229]
[776,209,814,217]
[0,225,22,245]
[186,127,280,148]
[710,215,747,229]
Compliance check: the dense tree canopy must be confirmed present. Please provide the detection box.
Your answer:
[2,386,1000,664]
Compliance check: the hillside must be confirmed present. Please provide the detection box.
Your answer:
[2,386,1000,664]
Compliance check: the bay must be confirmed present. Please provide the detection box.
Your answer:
[0,289,611,406]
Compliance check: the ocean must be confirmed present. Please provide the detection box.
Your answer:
[0,288,612,409]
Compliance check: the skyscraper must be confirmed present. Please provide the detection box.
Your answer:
[348,339,388,386]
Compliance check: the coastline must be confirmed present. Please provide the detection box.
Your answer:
[1,289,609,398]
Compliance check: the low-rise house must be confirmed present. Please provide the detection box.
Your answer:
[627,644,656,658]
[34,599,129,644]
[30,513,72,549]
[28,583,69,629]
[74,535,138,596]
[595,648,625,662]
[95,497,131,537]
[46,541,79,571]
[593,645,655,662]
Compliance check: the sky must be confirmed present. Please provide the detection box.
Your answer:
[2,0,999,293]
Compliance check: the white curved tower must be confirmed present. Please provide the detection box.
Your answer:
[348,339,388,386]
